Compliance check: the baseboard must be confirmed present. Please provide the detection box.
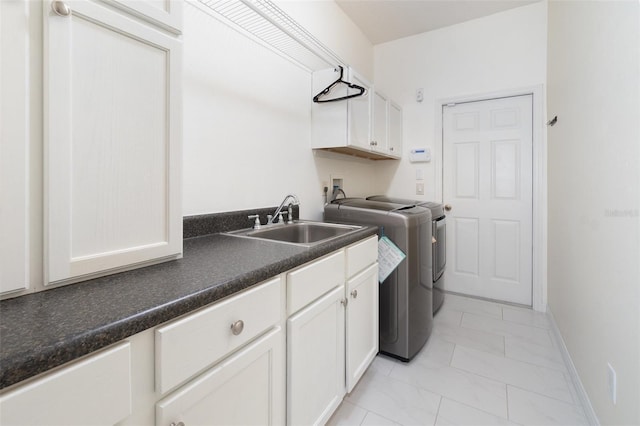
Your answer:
[547,307,600,426]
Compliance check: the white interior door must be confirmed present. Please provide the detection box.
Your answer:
[443,95,533,305]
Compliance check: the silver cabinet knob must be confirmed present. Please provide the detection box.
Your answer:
[51,1,71,16]
[170,422,185,426]
[351,289,358,299]
[340,298,348,307]
[444,204,452,212]
[230,320,244,336]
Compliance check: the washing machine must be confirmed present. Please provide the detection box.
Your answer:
[366,196,446,314]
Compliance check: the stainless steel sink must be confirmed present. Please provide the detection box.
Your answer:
[225,221,363,247]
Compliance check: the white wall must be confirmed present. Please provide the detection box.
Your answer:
[547,1,640,424]
[373,1,548,201]
[275,0,374,80]
[182,2,377,219]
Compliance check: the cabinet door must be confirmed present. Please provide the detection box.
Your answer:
[100,0,183,34]
[44,0,182,284]
[287,286,345,426]
[0,0,30,295]
[156,327,285,426]
[388,101,402,158]
[372,91,388,153]
[0,343,132,426]
[346,263,379,393]
[347,71,371,150]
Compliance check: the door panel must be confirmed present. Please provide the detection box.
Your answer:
[454,218,479,276]
[443,95,533,305]
[492,219,520,281]
[454,142,479,198]
[491,140,520,199]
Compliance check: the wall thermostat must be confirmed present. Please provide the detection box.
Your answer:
[409,147,431,163]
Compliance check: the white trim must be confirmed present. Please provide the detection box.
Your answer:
[548,307,600,426]
[434,85,547,311]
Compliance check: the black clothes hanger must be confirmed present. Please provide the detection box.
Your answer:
[313,66,366,103]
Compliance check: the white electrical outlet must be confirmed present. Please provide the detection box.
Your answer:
[416,182,424,195]
[607,362,617,405]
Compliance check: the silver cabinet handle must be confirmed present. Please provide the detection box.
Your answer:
[432,236,437,244]
[444,204,452,212]
[230,320,244,335]
[340,298,348,307]
[351,289,358,299]
[170,422,185,426]
[51,1,71,16]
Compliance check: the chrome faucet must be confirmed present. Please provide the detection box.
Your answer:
[269,194,300,224]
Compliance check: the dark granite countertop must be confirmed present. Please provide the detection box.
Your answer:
[0,225,377,390]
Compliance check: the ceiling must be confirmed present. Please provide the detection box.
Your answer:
[335,0,540,45]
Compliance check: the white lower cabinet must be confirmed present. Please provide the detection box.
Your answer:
[0,343,132,426]
[287,236,379,425]
[287,286,346,426]
[154,277,285,426]
[0,237,378,426]
[155,277,282,394]
[156,327,285,426]
[346,263,379,393]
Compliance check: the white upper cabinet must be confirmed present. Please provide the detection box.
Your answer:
[0,0,31,296]
[371,91,389,154]
[388,101,402,158]
[347,70,372,151]
[311,67,402,160]
[101,0,183,34]
[43,0,182,284]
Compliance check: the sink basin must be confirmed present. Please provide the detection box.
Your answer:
[225,221,363,247]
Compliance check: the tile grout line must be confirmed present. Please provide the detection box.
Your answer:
[433,396,443,426]
[503,335,506,357]
[500,337,569,372]
[447,359,575,406]
[358,408,368,426]
[507,382,591,412]
[442,395,513,424]
[505,383,511,422]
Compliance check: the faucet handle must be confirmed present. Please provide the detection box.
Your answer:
[248,214,261,229]
[278,212,285,224]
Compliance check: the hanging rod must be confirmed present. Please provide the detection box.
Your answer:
[196,0,346,71]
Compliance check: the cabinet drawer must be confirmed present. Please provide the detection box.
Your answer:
[156,277,283,394]
[0,343,131,426]
[346,236,378,278]
[156,327,285,426]
[287,251,345,315]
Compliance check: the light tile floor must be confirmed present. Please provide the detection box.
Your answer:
[328,294,589,426]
